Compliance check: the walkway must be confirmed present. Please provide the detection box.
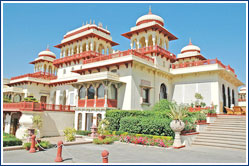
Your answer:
[3,142,246,163]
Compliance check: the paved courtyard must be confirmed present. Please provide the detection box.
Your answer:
[3,142,246,163]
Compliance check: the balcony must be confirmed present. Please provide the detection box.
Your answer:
[171,59,236,77]
[78,99,117,108]
[3,102,75,112]
[76,71,120,83]
[11,72,57,81]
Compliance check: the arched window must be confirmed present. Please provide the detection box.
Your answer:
[97,84,105,99]
[79,86,86,99]
[228,87,231,108]
[87,85,95,99]
[110,84,117,100]
[222,84,226,113]
[232,89,235,105]
[13,94,21,103]
[160,84,167,100]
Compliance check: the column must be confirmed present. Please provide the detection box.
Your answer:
[130,42,133,49]
[77,45,79,54]
[104,86,108,107]
[74,112,79,130]
[145,36,149,48]
[86,42,89,51]
[93,112,97,126]
[82,112,86,130]
[80,45,83,53]
[63,50,66,57]
[71,47,74,56]
[68,48,71,57]
[85,86,88,108]
[165,36,169,50]
[4,113,11,134]
[152,34,156,46]
[136,40,140,49]
[90,41,93,51]
[94,87,97,107]
[60,51,63,58]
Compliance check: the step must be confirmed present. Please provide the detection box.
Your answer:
[205,128,246,132]
[197,133,246,139]
[211,122,246,125]
[194,138,246,146]
[191,142,246,150]
[206,126,247,130]
[199,131,246,136]
[196,135,246,141]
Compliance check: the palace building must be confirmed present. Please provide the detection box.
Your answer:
[3,9,244,138]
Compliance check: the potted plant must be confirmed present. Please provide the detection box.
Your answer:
[98,119,109,140]
[167,103,188,147]
[23,142,31,150]
[196,112,206,123]
[32,115,43,139]
[194,93,203,108]
[207,109,217,117]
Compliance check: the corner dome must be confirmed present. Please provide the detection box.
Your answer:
[38,48,56,58]
[181,40,201,54]
[136,8,164,26]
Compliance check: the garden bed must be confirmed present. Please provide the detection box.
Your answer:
[3,133,22,147]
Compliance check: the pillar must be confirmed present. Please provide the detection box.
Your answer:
[71,47,74,56]
[90,41,93,51]
[136,40,140,49]
[152,34,156,46]
[68,49,71,57]
[104,86,108,108]
[86,42,89,51]
[130,42,133,49]
[94,87,97,107]
[60,51,63,58]
[93,112,97,126]
[74,112,78,130]
[145,36,149,48]
[63,50,66,57]
[80,45,83,53]
[4,113,11,134]
[77,45,79,54]
[82,112,86,130]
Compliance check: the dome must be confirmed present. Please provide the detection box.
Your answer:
[38,48,56,58]
[181,40,201,54]
[136,8,164,26]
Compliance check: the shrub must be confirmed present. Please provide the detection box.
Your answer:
[106,109,171,131]
[39,141,52,149]
[3,97,11,103]
[119,117,174,137]
[3,133,22,147]
[98,119,110,135]
[93,137,115,144]
[63,127,76,142]
[152,99,174,111]
[23,142,31,149]
[76,130,91,136]
[24,96,38,102]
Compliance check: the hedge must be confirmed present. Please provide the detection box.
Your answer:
[105,109,171,131]
[3,138,22,147]
[76,130,91,136]
[119,117,174,137]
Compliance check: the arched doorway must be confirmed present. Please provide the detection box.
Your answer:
[227,87,231,108]
[232,89,235,105]
[13,94,21,103]
[159,84,167,100]
[222,84,226,113]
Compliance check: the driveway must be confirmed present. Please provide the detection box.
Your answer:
[3,142,247,164]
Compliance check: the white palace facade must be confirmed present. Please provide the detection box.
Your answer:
[3,9,244,138]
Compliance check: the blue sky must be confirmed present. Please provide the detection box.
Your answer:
[3,3,247,85]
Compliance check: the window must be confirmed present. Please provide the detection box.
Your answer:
[142,88,150,103]
[79,86,86,99]
[111,69,117,73]
[110,84,117,100]
[97,84,105,99]
[87,85,95,99]
[160,84,167,100]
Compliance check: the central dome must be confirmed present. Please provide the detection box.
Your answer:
[38,48,56,58]
[180,40,201,54]
[136,8,164,26]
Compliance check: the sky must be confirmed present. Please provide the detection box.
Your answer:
[2,2,247,85]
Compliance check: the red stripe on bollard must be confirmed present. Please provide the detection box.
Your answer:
[101,150,109,163]
[55,140,63,162]
[29,135,36,153]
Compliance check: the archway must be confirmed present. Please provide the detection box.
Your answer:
[13,94,21,103]
[87,85,95,99]
[222,84,226,113]
[159,84,167,100]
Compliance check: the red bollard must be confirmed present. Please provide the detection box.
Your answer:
[55,140,63,162]
[101,150,109,163]
[29,135,36,153]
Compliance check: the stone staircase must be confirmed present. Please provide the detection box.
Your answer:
[192,115,247,150]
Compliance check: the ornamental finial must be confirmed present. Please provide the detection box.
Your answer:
[189,38,192,45]
[46,44,50,51]
[149,5,152,14]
